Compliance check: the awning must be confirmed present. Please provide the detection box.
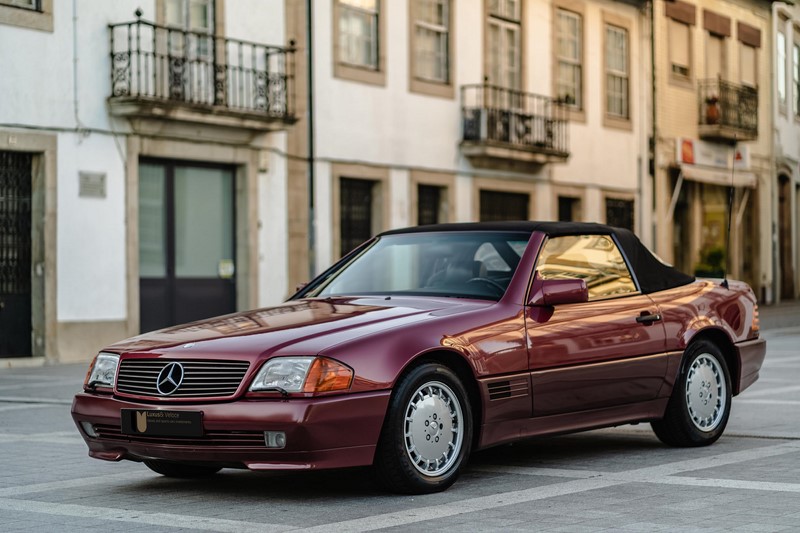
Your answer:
[679,163,757,189]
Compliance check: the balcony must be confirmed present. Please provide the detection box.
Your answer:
[698,79,758,143]
[108,18,295,141]
[460,84,569,171]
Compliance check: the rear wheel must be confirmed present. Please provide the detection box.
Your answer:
[651,340,731,447]
[373,363,473,494]
[144,460,221,478]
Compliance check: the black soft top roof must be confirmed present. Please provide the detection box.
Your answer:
[381,221,695,294]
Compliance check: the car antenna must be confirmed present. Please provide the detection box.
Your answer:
[722,137,736,290]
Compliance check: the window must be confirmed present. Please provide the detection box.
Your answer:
[479,189,529,221]
[606,198,634,230]
[487,0,521,89]
[557,9,582,108]
[740,43,757,88]
[340,177,378,257]
[794,40,800,117]
[778,29,787,109]
[0,0,51,31]
[1,0,39,9]
[669,19,692,79]
[535,235,638,300]
[163,0,214,56]
[606,24,628,119]
[706,33,725,80]
[557,196,580,222]
[417,184,446,226]
[412,0,449,83]
[338,0,379,69]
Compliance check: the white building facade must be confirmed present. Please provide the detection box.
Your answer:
[2,0,649,362]
[299,0,650,282]
[1,0,294,361]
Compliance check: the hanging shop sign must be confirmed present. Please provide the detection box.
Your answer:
[675,138,756,188]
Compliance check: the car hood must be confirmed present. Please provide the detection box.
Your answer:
[106,296,490,360]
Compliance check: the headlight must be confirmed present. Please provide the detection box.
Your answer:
[249,356,353,394]
[84,352,120,389]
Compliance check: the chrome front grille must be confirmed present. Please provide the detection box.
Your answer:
[116,359,250,398]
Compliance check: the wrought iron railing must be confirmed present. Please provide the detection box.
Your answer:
[698,78,758,136]
[461,84,569,157]
[109,19,295,119]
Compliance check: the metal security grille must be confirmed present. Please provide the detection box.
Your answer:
[479,190,528,222]
[340,178,374,257]
[116,359,250,398]
[0,151,32,295]
[606,198,634,230]
[417,184,441,226]
[0,151,33,357]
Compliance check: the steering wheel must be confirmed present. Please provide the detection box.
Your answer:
[465,277,506,296]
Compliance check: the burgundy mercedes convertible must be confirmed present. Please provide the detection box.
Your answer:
[72,222,765,493]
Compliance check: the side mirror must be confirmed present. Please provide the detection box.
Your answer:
[528,278,589,307]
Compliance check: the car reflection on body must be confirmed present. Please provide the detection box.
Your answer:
[72,222,765,494]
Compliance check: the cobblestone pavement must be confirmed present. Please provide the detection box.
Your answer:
[0,322,798,531]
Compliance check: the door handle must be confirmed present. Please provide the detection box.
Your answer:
[636,312,662,324]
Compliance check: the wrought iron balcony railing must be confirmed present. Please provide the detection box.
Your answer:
[461,84,569,165]
[109,19,295,121]
[698,78,757,142]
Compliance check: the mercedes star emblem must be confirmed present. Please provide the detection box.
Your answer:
[156,362,185,396]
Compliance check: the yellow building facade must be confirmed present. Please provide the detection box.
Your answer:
[651,0,772,299]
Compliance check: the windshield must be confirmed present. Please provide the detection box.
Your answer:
[308,232,531,301]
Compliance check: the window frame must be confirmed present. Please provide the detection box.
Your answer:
[534,234,640,302]
[409,170,455,226]
[409,0,455,98]
[485,0,523,91]
[332,163,390,260]
[794,32,800,119]
[778,26,788,113]
[602,11,632,130]
[0,0,51,31]
[333,0,387,86]
[552,0,586,123]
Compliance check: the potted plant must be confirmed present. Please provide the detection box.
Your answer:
[705,95,720,125]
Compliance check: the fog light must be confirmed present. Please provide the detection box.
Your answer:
[80,421,97,438]
[264,431,286,449]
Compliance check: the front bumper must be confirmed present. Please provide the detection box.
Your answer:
[71,390,391,470]
[734,336,767,395]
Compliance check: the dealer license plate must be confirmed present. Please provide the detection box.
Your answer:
[121,409,203,437]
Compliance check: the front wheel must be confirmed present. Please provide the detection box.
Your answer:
[144,460,221,478]
[651,340,732,447]
[373,363,473,494]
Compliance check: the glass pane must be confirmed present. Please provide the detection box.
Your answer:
[535,235,637,300]
[778,31,787,103]
[164,0,186,27]
[341,0,377,9]
[189,0,212,33]
[174,167,234,278]
[139,164,167,278]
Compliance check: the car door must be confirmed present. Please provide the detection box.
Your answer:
[525,234,668,417]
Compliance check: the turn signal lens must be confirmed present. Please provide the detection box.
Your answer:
[303,357,353,393]
[752,304,760,336]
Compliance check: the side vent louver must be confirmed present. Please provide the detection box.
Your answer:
[488,378,529,400]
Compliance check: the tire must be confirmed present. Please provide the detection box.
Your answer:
[373,363,473,494]
[651,339,732,447]
[143,460,221,478]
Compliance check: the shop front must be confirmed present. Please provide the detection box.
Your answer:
[669,138,757,286]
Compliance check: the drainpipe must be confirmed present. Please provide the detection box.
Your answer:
[649,0,657,248]
[306,0,316,278]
